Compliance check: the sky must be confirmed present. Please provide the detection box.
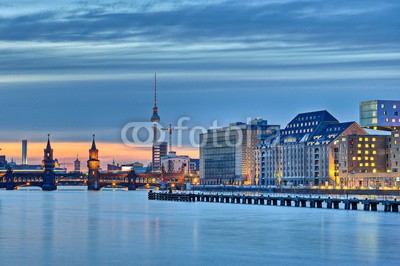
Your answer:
[0,0,399,166]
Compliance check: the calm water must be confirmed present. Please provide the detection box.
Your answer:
[0,189,399,266]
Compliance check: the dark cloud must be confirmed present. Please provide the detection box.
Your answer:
[0,0,399,143]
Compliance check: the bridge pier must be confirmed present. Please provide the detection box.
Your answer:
[384,203,391,212]
[326,199,333,209]
[285,199,292,206]
[294,200,300,207]
[214,196,218,203]
[391,203,399,212]
[333,201,340,209]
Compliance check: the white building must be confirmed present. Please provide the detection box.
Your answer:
[161,151,190,176]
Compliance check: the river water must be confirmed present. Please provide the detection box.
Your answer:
[0,189,399,265]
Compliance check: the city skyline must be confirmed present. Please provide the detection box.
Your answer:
[1,0,400,165]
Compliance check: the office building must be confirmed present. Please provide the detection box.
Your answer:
[360,100,400,131]
[200,118,280,185]
[189,159,200,176]
[22,140,27,165]
[152,142,168,172]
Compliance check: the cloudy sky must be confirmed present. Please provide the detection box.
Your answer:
[0,0,399,165]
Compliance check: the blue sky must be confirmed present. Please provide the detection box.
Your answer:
[0,0,399,144]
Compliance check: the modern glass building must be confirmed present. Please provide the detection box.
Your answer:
[200,118,280,185]
[360,100,400,131]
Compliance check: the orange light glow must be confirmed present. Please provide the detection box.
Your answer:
[0,141,199,170]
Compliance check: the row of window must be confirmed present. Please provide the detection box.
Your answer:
[352,157,375,161]
[381,104,397,109]
[385,118,400,123]
[283,128,314,135]
[383,111,398,116]
[287,121,318,128]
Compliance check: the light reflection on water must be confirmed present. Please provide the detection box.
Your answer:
[0,190,399,265]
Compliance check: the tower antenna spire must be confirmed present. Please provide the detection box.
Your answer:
[154,73,157,108]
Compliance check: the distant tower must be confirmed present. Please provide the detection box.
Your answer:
[151,73,161,140]
[150,74,167,172]
[22,140,27,165]
[87,134,101,190]
[42,134,57,191]
[74,155,81,172]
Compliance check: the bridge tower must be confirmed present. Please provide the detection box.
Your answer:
[5,164,15,190]
[42,134,57,191]
[87,134,101,190]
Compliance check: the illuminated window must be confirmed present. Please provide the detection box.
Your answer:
[365,151,369,154]
[373,151,377,154]
[393,119,396,123]
[371,144,375,148]
[358,144,361,148]
[365,138,369,141]
[352,157,356,160]
[370,157,374,161]
[386,118,389,122]
[365,157,369,160]
[372,138,376,142]
[358,157,361,161]
[372,163,375,167]
[365,144,369,148]
[373,169,377,173]
[359,137,363,141]
[372,118,378,124]
[394,104,397,109]
[360,163,363,166]
[365,163,369,167]
[358,150,361,154]
[381,104,385,108]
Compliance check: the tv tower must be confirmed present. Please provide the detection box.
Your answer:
[150,74,167,172]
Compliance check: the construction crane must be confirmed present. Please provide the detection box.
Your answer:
[161,123,173,154]
[57,158,74,169]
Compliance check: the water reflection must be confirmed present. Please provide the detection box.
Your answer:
[0,190,399,265]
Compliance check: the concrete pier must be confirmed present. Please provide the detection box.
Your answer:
[148,191,400,213]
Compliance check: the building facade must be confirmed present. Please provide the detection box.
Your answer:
[152,142,168,172]
[360,100,400,131]
[337,135,390,187]
[255,111,366,187]
[200,118,280,185]
[22,140,27,165]
[161,151,190,176]
[391,131,400,173]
